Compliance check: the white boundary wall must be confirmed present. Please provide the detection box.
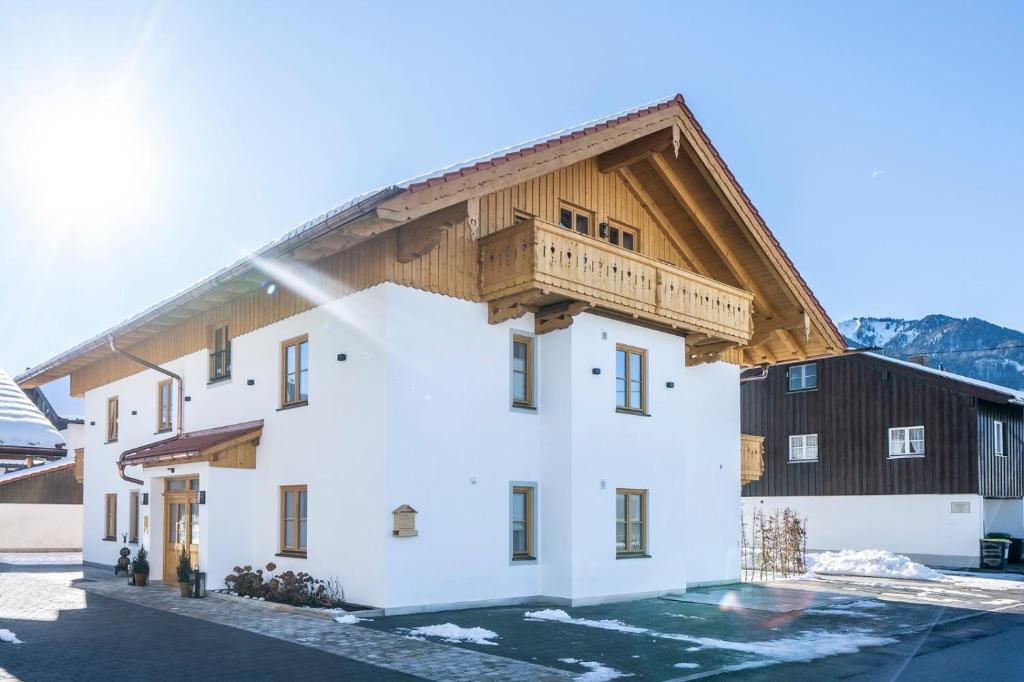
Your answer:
[0,503,83,550]
[742,494,984,567]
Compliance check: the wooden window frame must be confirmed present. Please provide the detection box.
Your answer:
[279,484,308,557]
[208,323,232,382]
[615,344,648,415]
[156,379,173,433]
[279,334,309,409]
[129,491,140,543]
[511,333,536,409]
[616,488,648,557]
[888,426,926,459]
[995,421,1005,456]
[603,221,639,252]
[558,202,594,238]
[510,485,536,561]
[787,363,817,392]
[106,396,119,443]
[788,434,819,462]
[104,493,117,540]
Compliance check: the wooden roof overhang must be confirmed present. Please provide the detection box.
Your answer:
[0,445,68,461]
[119,420,263,478]
[16,95,844,391]
[0,461,74,485]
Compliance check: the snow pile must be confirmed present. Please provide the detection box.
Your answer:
[0,629,22,644]
[673,662,700,669]
[524,609,646,634]
[334,614,366,624]
[407,623,499,646]
[0,367,64,449]
[805,549,943,581]
[0,457,74,485]
[558,659,633,681]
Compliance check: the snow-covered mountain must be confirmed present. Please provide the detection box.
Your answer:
[840,315,1024,390]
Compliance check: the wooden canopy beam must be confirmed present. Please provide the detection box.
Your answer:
[535,301,591,335]
[597,125,680,174]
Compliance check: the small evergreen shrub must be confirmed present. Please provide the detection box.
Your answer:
[176,546,193,584]
[131,545,150,575]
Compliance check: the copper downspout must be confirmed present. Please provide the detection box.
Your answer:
[108,336,184,485]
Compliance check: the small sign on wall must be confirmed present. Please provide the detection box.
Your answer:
[950,501,971,514]
[392,505,418,537]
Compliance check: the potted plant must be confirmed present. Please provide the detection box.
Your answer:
[131,545,150,586]
[176,545,193,597]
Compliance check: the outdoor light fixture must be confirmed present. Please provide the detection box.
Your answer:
[666,381,675,388]
[199,490,206,504]
[592,368,601,375]
[337,353,347,361]
[599,222,609,238]
[184,396,192,402]
[142,493,149,505]
[246,379,255,386]
[192,571,207,598]
[131,410,137,415]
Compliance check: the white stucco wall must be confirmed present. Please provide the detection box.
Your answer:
[742,494,985,567]
[984,498,1024,538]
[0,503,83,550]
[81,282,742,609]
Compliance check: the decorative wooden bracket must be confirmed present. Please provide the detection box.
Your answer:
[686,339,738,366]
[597,127,677,174]
[488,291,541,324]
[535,301,591,335]
[396,199,478,263]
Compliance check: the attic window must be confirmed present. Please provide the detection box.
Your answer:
[559,203,593,237]
[607,223,638,252]
[209,324,231,381]
[788,363,817,392]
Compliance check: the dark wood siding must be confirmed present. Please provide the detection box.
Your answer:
[977,402,1024,498]
[0,466,83,504]
[742,355,979,497]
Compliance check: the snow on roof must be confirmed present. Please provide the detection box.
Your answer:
[0,457,73,484]
[0,367,65,449]
[865,353,1024,405]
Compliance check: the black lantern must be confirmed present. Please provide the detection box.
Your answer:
[192,570,207,598]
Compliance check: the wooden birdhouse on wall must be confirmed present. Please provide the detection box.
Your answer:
[392,505,418,537]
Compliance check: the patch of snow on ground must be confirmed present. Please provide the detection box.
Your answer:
[673,662,700,669]
[528,609,894,664]
[0,629,22,644]
[805,599,887,619]
[334,614,366,624]
[806,550,942,581]
[0,552,81,565]
[408,623,499,646]
[559,659,633,681]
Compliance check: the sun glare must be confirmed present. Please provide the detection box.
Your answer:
[8,88,158,247]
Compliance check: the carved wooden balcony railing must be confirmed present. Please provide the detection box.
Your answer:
[478,218,753,340]
[740,434,765,485]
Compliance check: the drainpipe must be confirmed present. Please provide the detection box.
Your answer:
[108,336,184,485]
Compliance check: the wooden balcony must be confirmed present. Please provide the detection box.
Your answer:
[478,218,753,340]
[740,434,765,485]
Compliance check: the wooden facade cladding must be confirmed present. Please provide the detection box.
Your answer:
[740,434,765,485]
[74,448,84,483]
[978,402,1024,498]
[479,217,753,341]
[741,356,980,497]
[0,465,82,504]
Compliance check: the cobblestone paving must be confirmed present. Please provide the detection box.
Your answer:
[1,566,574,681]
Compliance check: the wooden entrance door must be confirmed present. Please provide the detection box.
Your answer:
[164,477,199,582]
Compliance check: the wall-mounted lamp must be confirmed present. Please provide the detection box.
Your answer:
[666,381,675,389]
[184,396,192,402]
[246,379,255,386]
[592,368,601,375]
[142,493,149,506]
[131,410,138,416]
[337,353,347,362]
[199,490,206,504]
[168,467,175,474]
[89,421,96,426]
[599,222,609,238]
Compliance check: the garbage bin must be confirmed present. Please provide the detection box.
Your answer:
[1010,539,1024,564]
[980,538,1011,570]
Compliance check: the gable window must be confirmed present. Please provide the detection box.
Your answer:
[889,426,925,458]
[106,397,119,443]
[129,491,140,542]
[280,335,309,407]
[104,494,117,539]
[511,334,535,409]
[279,485,308,556]
[616,489,647,557]
[156,379,173,433]
[559,203,593,237]
[788,363,817,392]
[606,223,638,252]
[789,434,819,462]
[209,323,231,381]
[616,344,647,414]
[511,485,535,561]
[995,421,1005,456]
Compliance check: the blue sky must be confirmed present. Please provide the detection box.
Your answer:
[1,2,1021,412]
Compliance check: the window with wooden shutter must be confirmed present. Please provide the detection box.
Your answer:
[106,397,119,443]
